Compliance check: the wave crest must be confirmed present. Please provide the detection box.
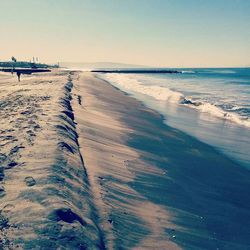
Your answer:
[101,73,250,128]
[104,73,184,102]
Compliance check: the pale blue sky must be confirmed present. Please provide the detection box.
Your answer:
[0,0,249,67]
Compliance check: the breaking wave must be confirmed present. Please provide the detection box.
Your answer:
[101,73,250,128]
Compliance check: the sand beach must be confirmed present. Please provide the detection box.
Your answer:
[1,71,250,249]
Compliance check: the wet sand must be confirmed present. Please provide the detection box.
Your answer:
[73,73,179,250]
[1,71,250,249]
[73,73,250,250]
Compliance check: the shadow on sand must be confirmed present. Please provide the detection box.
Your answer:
[123,105,250,249]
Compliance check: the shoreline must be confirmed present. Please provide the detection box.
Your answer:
[96,72,246,169]
[98,72,250,168]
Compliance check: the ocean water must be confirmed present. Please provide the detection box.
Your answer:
[99,68,250,168]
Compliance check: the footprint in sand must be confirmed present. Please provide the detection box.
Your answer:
[0,168,4,181]
[9,146,20,155]
[9,145,24,156]
[24,176,36,187]
[0,153,7,164]
[6,161,18,169]
[49,208,86,226]
[0,186,6,198]
[2,204,15,213]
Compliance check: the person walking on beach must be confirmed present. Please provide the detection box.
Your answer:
[17,71,21,82]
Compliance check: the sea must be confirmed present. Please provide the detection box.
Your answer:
[98,68,250,168]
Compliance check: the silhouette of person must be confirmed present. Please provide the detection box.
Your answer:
[17,72,21,82]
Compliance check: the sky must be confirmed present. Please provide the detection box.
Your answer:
[0,0,250,67]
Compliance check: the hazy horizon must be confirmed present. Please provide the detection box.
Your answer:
[60,61,250,69]
[0,0,250,67]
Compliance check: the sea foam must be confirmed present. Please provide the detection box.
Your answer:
[102,73,250,128]
[104,73,184,102]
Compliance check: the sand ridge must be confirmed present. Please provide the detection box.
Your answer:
[0,71,104,249]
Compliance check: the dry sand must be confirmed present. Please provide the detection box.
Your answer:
[0,71,104,249]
